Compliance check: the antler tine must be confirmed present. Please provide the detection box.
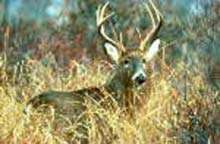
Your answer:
[139,0,163,51]
[145,2,156,27]
[96,2,125,52]
[149,0,162,22]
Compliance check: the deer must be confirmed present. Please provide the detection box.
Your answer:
[24,0,163,143]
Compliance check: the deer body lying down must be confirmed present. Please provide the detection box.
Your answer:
[26,47,161,112]
[25,0,163,142]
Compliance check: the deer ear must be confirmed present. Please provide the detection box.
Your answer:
[104,42,120,63]
[145,39,160,61]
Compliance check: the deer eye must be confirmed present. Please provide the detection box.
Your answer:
[124,59,130,65]
[142,58,146,63]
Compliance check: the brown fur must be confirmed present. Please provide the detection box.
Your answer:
[25,1,163,142]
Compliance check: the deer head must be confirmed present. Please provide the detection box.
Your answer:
[96,1,163,90]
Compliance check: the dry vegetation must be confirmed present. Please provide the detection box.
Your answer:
[0,50,219,143]
[0,0,220,144]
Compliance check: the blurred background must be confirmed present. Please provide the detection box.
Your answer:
[0,0,219,84]
[0,1,219,143]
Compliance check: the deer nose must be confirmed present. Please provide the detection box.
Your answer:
[135,74,146,84]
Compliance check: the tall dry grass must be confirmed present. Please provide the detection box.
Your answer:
[0,49,219,143]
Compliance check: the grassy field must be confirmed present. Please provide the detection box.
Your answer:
[0,0,219,143]
[0,51,219,143]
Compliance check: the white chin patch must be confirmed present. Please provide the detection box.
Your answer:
[131,70,146,82]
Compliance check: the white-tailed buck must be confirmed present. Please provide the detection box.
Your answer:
[25,0,163,142]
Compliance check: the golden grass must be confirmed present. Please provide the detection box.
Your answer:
[0,54,219,144]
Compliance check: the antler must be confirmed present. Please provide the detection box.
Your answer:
[139,0,163,51]
[96,2,125,52]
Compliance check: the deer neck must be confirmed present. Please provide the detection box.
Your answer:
[103,70,137,111]
[104,70,133,100]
